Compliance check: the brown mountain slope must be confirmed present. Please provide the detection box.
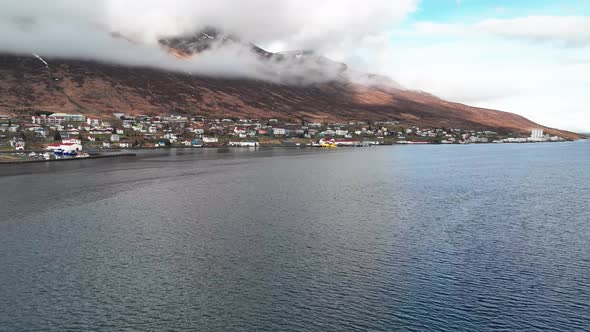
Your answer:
[0,54,582,139]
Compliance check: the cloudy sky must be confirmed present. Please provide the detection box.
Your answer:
[381,0,590,133]
[0,0,589,132]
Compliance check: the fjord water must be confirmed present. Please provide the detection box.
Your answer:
[1,141,589,331]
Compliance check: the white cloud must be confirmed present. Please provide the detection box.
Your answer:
[0,0,418,83]
[478,16,590,46]
[411,16,590,47]
[0,0,419,54]
[377,30,590,132]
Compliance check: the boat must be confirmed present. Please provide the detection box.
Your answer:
[319,138,337,148]
[191,139,204,147]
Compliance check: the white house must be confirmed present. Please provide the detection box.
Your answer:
[335,129,349,136]
[203,136,219,143]
[163,133,178,143]
[192,128,205,135]
[87,118,101,126]
[273,128,287,136]
[62,138,82,145]
[321,129,336,136]
[10,138,26,151]
[33,113,85,125]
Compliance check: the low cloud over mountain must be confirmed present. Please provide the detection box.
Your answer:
[0,0,417,83]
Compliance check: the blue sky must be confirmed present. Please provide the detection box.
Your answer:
[413,0,590,22]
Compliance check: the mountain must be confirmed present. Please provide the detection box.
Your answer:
[0,31,582,140]
[159,27,273,59]
[158,29,374,86]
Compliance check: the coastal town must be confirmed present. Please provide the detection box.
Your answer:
[0,111,568,162]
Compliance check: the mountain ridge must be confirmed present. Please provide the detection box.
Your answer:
[0,51,583,140]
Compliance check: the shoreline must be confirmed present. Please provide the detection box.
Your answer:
[1,140,584,164]
[0,153,136,164]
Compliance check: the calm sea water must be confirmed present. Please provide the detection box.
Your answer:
[1,142,589,331]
